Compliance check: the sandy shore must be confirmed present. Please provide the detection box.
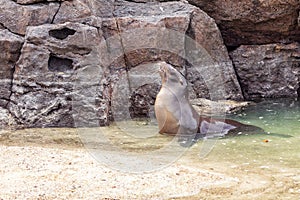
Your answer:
[0,128,299,199]
[0,145,237,199]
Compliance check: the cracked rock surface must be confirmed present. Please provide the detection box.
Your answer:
[0,0,60,35]
[9,22,102,127]
[0,30,24,109]
[230,42,300,99]
[188,0,300,46]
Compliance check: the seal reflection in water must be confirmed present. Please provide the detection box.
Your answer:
[154,62,263,146]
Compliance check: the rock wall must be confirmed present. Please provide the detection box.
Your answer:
[230,43,300,99]
[188,0,300,46]
[0,0,299,128]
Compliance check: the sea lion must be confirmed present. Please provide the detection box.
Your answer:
[154,62,263,145]
[154,62,199,138]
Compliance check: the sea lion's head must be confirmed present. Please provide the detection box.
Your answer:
[158,62,187,90]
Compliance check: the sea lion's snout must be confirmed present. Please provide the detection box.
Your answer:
[158,65,164,74]
[159,63,168,72]
[158,63,169,82]
[157,62,186,86]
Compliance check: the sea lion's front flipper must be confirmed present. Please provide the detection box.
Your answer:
[200,120,236,137]
[155,104,179,135]
[155,104,167,133]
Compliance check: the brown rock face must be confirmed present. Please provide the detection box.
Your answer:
[115,1,242,99]
[9,23,102,127]
[230,42,300,99]
[103,1,243,125]
[53,0,115,23]
[188,0,300,46]
[0,30,24,107]
[298,11,300,27]
[0,0,60,35]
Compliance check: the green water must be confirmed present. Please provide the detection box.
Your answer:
[78,98,300,175]
[178,98,300,198]
[206,98,300,168]
[230,98,300,138]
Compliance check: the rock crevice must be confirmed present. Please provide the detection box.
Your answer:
[51,1,62,24]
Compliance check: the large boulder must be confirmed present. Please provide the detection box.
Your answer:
[0,30,24,107]
[230,42,300,99]
[0,0,60,35]
[97,1,244,124]
[188,0,300,46]
[8,22,103,127]
[114,1,242,94]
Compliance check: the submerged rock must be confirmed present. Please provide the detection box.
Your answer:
[191,98,252,115]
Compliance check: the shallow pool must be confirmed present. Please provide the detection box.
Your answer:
[223,98,300,168]
[1,98,299,199]
[182,98,300,198]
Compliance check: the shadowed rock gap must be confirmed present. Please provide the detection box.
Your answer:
[49,27,76,40]
[48,54,73,72]
[2,33,25,111]
[228,49,246,100]
[12,0,61,6]
[51,1,61,24]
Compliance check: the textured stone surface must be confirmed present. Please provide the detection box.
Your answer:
[12,0,66,4]
[122,0,174,2]
[0,30,24,107]
[188,0,300,46]
[230,42,300,99]
[54,0,114,24]
[298,11,300,27]
[8,22,102,127]
[0,0,60,35]
[0,108,8,127]
[77,1,242,126]
[191,98,251,115]
[114,1,242,100]
[185,6,242,100]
